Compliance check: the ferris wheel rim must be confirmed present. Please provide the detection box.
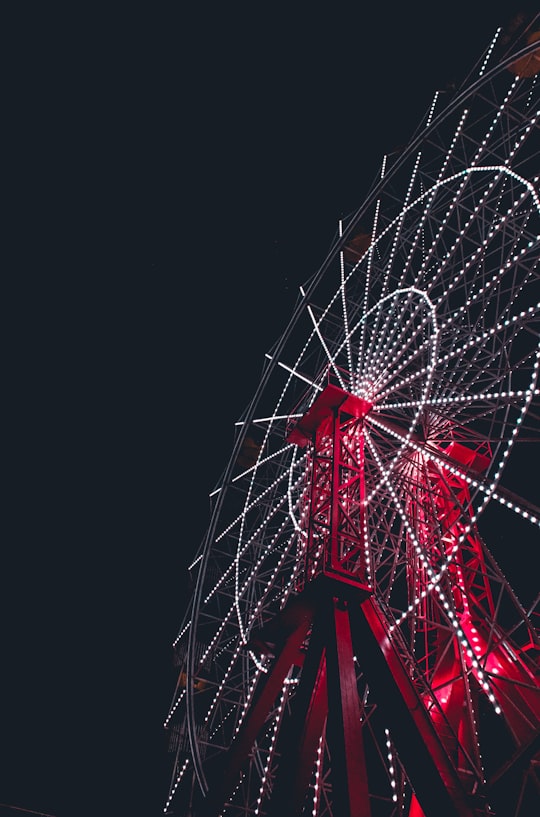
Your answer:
[200,30,540,516]
[170,21,540,816]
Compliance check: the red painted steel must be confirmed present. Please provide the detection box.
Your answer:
[325,598,371,817]
[355,596,481,817]
[199,384,540,816]
[293,385,373,592]
[200,597,314,817]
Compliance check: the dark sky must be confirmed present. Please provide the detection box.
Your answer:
[3,6,536,817]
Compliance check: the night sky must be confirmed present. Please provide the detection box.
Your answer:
[3,6,537,817]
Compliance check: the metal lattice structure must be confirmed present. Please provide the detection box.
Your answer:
[164,17,540,817]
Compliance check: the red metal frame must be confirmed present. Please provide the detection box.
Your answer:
[199,385,540,816]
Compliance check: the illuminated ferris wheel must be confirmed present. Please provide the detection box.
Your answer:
[165,16,540,817]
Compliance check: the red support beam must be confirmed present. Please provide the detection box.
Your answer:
[267,601,329,817]
[351,597,482,817]
[200,600,314,817]
[325,596,372,817]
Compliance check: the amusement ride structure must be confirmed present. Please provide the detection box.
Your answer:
[164,15,540,816]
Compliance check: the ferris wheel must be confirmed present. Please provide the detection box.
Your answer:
[165,16,540,817]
